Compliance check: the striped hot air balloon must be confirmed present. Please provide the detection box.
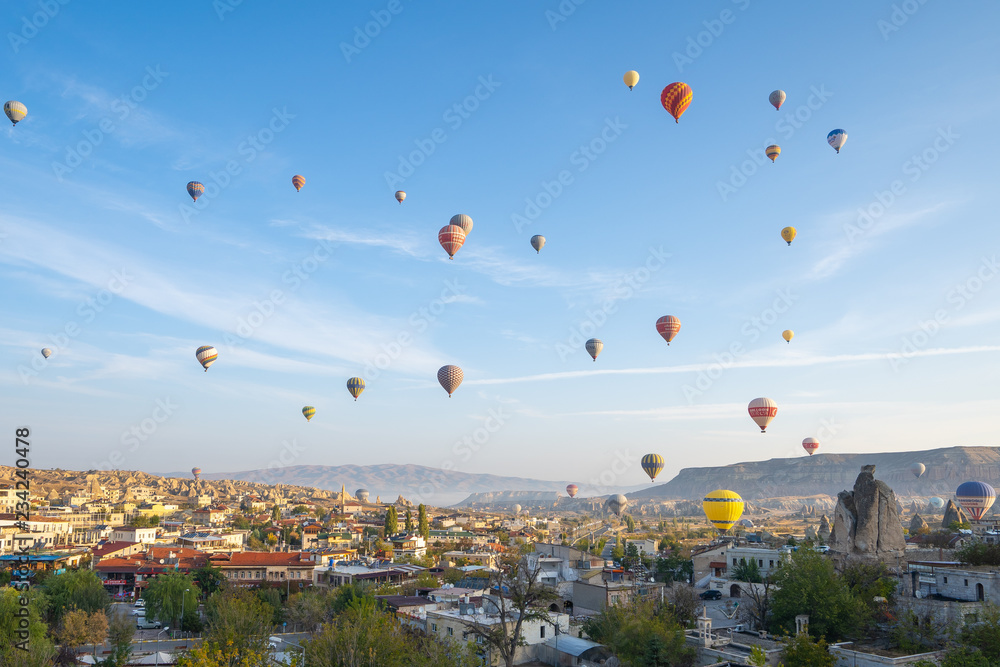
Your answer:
[4,101,27,126]
[438,225,466,259]
[394,190,406,204]
[769,90,786,111]
[802,437,820,455]
[302,406,316,421]
[566,484,579,498]
[450,214,473,236]
[748,397,777,433]
[660,82,693,123]
[956,481,996,521]
[703,489,745,533]
[827,129,848,154]
[191,467,201,480]
[641,454,665,482]
[656,316,681,345]
[195,345,218,372]
[585,338,603,362]
[292,175,306,191]
[530,235,546,254]
[186,181,205,202]
[41,348,52,359]
[437,365,463,397]
[604,494,627,517]
[766,145,781,162]
[347,377,365,401]
[781,227,797,246]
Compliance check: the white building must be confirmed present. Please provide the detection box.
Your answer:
[111,526,158,544]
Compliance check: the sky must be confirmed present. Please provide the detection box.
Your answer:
[2,2,999,495]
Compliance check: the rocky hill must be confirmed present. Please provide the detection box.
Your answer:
[630,446,1000,505]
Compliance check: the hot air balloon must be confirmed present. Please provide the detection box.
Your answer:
[748,398,777,433]
[929,497,945,509]
[769,90,786,111]
[438,225,466,260]
[585,338,603,362]
[782,330,794,344]
[827,129,847,154]
[394,190,406,204]
[195,345,218,372]
[450,214,473,236]
[302,406,316,422]
[191,467,202,481]
[910,463,926,479]
[956,481,996,521]
[531,235,546,254]
[566,484,579,498]
[438,365,463,397]
[703,489,745,533]
[292,175,305,191]
[186,181,205,202]
[356,489,370,503]
[802,437,820,455]
[781,227,796,246]
[641,454,665,482]
[739,518,755,529]
[766,145,781,163]
[347,377,365,401]
[40,348,52,359]
[513,504,522,515]
[4,101,27,126]
[655,316,681,345]
[660,82,692,123]
[623,70,639,90]
[604,494,628,518]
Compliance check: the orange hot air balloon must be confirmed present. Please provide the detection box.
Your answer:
[292,175,305,191]
[660,82,693,123]
[438,225,466,260]
[655,316,681,346]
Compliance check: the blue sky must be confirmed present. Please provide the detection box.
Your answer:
[2,2,998,495]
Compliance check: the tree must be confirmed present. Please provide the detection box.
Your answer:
[56,609,107,660]
[0,587,55,667]
[103,610,136,667]
[770,550,865,641]
[266,533,279,548]
[583,598,695,667]
[463,554,560,667]
[204,587,274,658]
[418,504,430,539]
[747,644,768,666]
[840,559,897,629]
[781,632,835,667]
[956,540,1000,567]
[951,604,1000,663]
[731,558,763,583]
[144,571,199,630]
[384,506,398,537]
[291,505,309,515]
[193,564,227,599]
[656,554,693,583]
[285,590,330,633]
[443,568,464,585]
[624,515,636,533]
[404,509,414,532]
[741,577,774,631]
[40,569,110,627]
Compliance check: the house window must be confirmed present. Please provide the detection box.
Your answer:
[541,626,546,638]
[432,624,437,632]
[769,561,774,568]
[944,577,948,583]
[965,579,969,586]
[758,560,763,567]
[240,572,245,579]
[447,627,453,636]
[733,558,738,565]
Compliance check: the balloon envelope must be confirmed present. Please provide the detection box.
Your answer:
[769,90,786,111]
[356,489,370,502]
[438,365,463,397]
[292,175,305,191]
[766,145,781,162]
[186,181,205,202]
[438,225,466,259]
[656,316,681,345]
[450,214,473,235]
[196,345,218,371]
[513,504,522,514]
[585,338,603,361]
[4,101,27,125]
[910,463,926,479]
[191,467,201,480]
[929,497,945,509]
[302,406,316,421]
[641,454,665,481]
[782,330,794,343]
[41,348,52,359]
[623,70,639,90]
[748,398,777,433]
[781,227,796,245]
[956,481,996,521]
[703,489,744,533]
[531,235,546,254]
[604,494,628,517]
[347,377,365,401]
[566,484,579,498]
[660,83,693,123]
[802,437,820,455]
[394,190,406,204]
[828,129,848,153]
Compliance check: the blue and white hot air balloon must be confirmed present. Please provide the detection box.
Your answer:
[827,129,848,154]
[956,481,996,521]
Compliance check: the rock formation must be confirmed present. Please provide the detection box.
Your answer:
[829,465,906,566]
[818,515,831,542]
[805,526,817,541]
[942,500,969,528]
[909,514,928,534]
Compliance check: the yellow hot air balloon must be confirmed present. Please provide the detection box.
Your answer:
[623,70,639,90]
[302,406,316,421]
[703,489,744,533]
[766,145,781,163]
[292,175,306,192]
[782,330,794,344]
[781,227,796,246]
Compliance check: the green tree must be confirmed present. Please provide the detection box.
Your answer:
[956,540,1000,567]
[418,504,430,539]
[143,571,199,630]
[193,564,227,599]
[40,569,110,627]
[731,558,763,583]
[583,599,695,667]
[952,604,1000,663]
[841,559,897,629]
[781,632,835,667]
[624,515,636,533]
[56,609,108,660]
[285,590,330,632]
[271,505,280,521]
[291,505,308,515]
[102,610,136,667]
[204,587,274,658]
[404,508,414,532]
[0,587,55,667]
[384,505,398,537]
[770,550,864,641]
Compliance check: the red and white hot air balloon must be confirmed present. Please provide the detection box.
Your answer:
[747,397,777,433]
[802,438,820,455]
[437,365,464,397]
[655,316,681,345]
[438,225,466,260]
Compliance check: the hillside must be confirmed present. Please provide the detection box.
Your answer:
[630,446,1000,502]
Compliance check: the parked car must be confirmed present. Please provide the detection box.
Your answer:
[131,608,144,616]
[699,589,723,600]
[134,598,145,607]
[814,545,830,553]
[136,617,161,630]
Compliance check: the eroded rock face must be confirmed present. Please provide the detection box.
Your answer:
[818,515,831,542]
[909,514,928,534]
[942,499,969,528]
[829,465,906,563]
